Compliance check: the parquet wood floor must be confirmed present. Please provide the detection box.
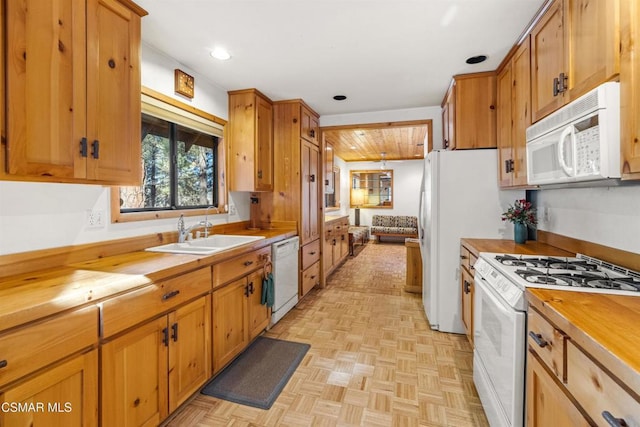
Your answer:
[165,242,489,426]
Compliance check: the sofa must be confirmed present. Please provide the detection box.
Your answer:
[370,215,419,242]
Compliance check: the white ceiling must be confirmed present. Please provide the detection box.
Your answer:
[136,0,546,117]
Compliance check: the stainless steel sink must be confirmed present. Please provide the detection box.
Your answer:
[146,235,265,255]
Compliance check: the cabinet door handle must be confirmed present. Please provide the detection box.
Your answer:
[243,260,254,267]
[528,331,548,348]
[171,323,179,342]
[0,360,7,369]
[257,170,263,179]
[309,251,317,255]
[463,280,471,294]
[91,140,99,159]
[310,275,316,279]
[80,138,88,157]
[162,327,169,347]
[460,255,468,260]
[244,285,250,297]
[309,174,316,182]
[558,72,568,93]
[553,77,560,96]
[162,290,180,301]
[309,129,315,138]
[325,179,329,185]
[602,411,628,427]
[248,281,255,294]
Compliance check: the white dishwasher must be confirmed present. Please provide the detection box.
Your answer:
[271,236,300,325]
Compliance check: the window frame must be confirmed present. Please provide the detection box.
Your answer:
[110,87,228,223]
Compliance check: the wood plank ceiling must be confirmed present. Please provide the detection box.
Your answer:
[322,121,430,162]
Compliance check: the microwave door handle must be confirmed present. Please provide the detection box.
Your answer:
[558,126,575,177]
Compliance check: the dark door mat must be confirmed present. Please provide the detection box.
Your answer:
[201,336,310,409]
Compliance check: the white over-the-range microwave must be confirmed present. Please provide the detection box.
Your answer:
[526,81,620,186]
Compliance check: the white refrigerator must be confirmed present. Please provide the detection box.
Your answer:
[418,149,523,334]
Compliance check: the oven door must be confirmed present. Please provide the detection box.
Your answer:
[473,274,526,427]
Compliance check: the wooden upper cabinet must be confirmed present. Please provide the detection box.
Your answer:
[227,89,274,191]
[498,38,531,188]
[301,106,319,145]
[442,72,497,150]
[325,141,335,194]
[5,0,146,185]
[301,140,320,245]
[621,0,640,178]
[531,0,619,122]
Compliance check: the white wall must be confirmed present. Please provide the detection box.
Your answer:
[0,44,244,256]
[534,185,640,254]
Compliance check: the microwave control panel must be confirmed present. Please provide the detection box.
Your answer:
[575,125,600,176]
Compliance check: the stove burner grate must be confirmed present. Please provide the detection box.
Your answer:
[496,254,600,271]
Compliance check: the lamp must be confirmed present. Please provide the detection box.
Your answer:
[352,188,366,226]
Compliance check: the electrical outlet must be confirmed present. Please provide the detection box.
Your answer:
[86,209,105,228]
[229,204,237,215]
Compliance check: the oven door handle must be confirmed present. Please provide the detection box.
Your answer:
[475,275,516,316]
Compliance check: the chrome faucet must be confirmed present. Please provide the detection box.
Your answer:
[203,206,219,238]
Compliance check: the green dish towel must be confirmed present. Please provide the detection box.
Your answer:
[261,272,274,308]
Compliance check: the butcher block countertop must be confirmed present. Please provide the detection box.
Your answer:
[462,238,640,401]
[0,228,296,333]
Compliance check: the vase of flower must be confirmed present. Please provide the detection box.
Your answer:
[514,222,527,244]
[502,199,537,244]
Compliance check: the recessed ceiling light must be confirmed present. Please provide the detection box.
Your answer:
[350,146,357,149]
[466,55,487,64]
[333,95,347,101]
[211,48,231,61]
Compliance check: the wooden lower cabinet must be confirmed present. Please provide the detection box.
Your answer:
[0,350,98,427]
[460,267,474,345]
[213,269,270,373]
[101,296,211,427]
[323,216,349,279]
[526,350,590,427]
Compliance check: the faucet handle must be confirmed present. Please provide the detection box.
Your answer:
[178,214,185,232]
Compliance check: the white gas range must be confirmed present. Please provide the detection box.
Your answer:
[472,252,640,427]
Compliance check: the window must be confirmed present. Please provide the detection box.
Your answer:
[111,88,227,222]
[119,113,218,211]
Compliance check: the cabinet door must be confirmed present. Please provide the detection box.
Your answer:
[460,267,474,345]
[5,0,87,179]
[442,86,455,150]
[497,64,514,187]
[247,269,270,340]
[511,39,532,186]
[0,350,98,427]
[86,0,142,184]
[454,74,496,149]
[566,0,619,101]
[102,317,168,427]
[339,232,349,259]
[621,0,640,178]
[531,0,566,122]
[323,231,335,276]
[301,141,320,245]
[325,142,335,194]
[168,296,211,412]
[255,95,274,191]
[301,107,319,145]
[526,351,591,427]
[212,278,248,373]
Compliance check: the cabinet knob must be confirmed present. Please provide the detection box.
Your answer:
[0,360,7,369]
[309,174,316,182]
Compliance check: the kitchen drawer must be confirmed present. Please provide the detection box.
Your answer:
[213,246,270,288]
[0,305,98,387]
[325,223,334,240]
[566,341,640,427]
[102,267,211,338]
[460,245,471,271]
[527,307,567,381]
[301,261,320,297]
[301,239,320,270]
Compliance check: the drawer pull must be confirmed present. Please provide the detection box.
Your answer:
[0,360,7,369]
[162,290,180,301]
[602,411,628,427]
[310,275,316,279]
[243,260,254,267]
[528,331,548,348]
[460,255,468,259]
[309,251,317,255]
